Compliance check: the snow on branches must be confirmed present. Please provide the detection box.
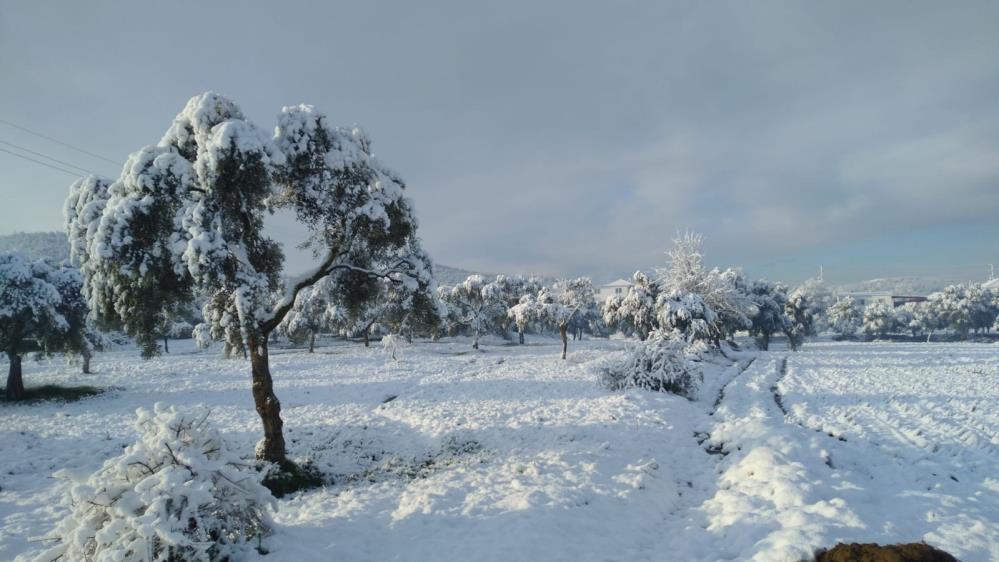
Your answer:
[35,404,273,562]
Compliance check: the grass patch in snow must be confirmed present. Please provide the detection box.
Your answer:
[0,383,105,404]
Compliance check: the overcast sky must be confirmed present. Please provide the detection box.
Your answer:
[1,1,997,284]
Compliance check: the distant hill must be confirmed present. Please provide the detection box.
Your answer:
[0,231,70,263]
[833,277,964,296]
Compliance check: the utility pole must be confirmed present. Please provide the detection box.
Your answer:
[818,265,824,283]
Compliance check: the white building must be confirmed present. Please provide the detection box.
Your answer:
[597,278,633,302]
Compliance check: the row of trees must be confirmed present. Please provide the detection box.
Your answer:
[437,274,598,358]
[828,284,999,339]
[599,233,816,352]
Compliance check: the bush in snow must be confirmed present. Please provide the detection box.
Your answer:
[826,296,862,338]
[602,329,703,397]
[35,404,273,562]
[862,301,897,338]
[381,333,407,360]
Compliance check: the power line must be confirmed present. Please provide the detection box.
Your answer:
[0,140,102,176]
[0,145,81,177]
[0,118,120,165]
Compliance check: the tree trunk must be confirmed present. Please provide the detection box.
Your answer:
[473,329,480,350]
[308,331,315,353]
[559,325,568,360]
[518,328,524,345]
[6,353,24,401]
[82,349,92,374]
[163,336,169,354]
[249,336,286,463]
[760,333,770,351]
[363,328,370,348]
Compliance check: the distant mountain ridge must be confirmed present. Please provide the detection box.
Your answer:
[832,277,964,296]
[0,231,70,263]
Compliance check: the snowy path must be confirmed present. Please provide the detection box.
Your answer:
[1,340,996,561]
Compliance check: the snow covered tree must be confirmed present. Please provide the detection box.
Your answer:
[791,276,835,334]
[862,301,897,338]
[507,294,540,344]
[71,93,432,465]
[1,253,90,400]
[783,290,813,351]
[278,275,335,352]
[489,275,542,340]
[537,277,595,359]
[928,285,975,338]
[748,280,790,350]
[827,296,862,338]
[439,275,507,349]
[966,284,998,334]
[613,271,659,340]
[36,404,273,562]
[655,232,754,345]
[64,174,112,269]
[600,293,627,336]
[654,289,717,345]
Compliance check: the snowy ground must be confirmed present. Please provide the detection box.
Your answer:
[1,339,996,561]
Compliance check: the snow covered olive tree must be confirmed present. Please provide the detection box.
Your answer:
[1,252,90,400]
[783,290,813,351]
[827,296,862,338]
[862,301,897,338]
[439,275,507,349]
[538,278,595,359]
[612,271,659,340]
[747,280,789,350]
[655,232,754,346]
[508,294,540,344]
[70,93,433,464]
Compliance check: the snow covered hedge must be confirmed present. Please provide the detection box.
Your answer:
[602,329,704,397]
[35,404,273,562]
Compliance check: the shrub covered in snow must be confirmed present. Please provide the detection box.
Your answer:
[36,404,273,562]
[602,329,703,397]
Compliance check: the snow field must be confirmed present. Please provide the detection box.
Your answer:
[1,339,995,561]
